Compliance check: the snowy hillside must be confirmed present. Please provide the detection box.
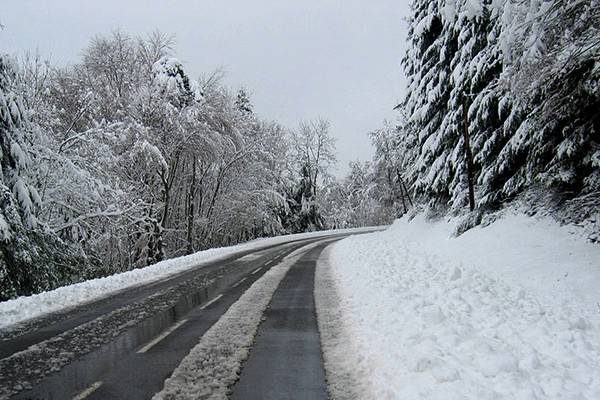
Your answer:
[319,213,600,399]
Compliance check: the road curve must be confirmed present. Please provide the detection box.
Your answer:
[0,232,359,400]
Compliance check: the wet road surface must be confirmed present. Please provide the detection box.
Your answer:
[0,234,351,400]
[231,242,330,400]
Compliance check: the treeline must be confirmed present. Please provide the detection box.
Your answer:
[0,31,365,300]
[4,0,597,299]
[367,0,599,232]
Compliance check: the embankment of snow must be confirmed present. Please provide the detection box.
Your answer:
[0,226,379,330]
[326,212,600,399]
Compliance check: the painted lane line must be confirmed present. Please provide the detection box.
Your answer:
[199,294,224,310]
[251,267,262,275]
[73,381,103,400]
[137,319,189,354]
[232,277,247,288]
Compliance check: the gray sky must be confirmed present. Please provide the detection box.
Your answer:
[1,0,411,175]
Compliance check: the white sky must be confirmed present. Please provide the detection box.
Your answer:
[0,0,411,175]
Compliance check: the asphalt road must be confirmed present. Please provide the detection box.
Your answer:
[231,242,330,400]
[0,232,358,400]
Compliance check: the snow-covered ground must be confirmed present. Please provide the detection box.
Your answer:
[321,212,600,399]
[0,226,378,330]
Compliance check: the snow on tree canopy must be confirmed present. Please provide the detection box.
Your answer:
[0,56,37,231]
[1,54,86,300]
[151,56,193,104]
[393,0,599,217]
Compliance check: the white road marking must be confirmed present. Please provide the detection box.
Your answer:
[137,319,189,354]
[232,277,247,288]
[251,267,262,275]
[199,294,224,310]
[237,254,262,262]
[73,381,103,400]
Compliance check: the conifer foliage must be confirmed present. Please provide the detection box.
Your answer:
[383,0,599,220]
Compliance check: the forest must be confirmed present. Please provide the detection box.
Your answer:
[1,0,599,300]
[0,32,394,300]
[377,0,599,233]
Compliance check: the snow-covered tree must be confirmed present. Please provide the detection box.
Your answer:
[320,161,393,229]
[235,88,253,115]
[282,118,337,232]
[492,0,600,206]
[393,0,598,223]
[370,119,416,216]
[0,55,85,299]
[401,0,508,210]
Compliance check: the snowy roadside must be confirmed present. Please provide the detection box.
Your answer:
[153,241,324,400]
[0,226,379,330]
[315,245,373,400]
[324,212,600,399]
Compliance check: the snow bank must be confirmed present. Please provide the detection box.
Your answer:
[0,226,379,330]
[154,242,321,400]
[326,213,600,399]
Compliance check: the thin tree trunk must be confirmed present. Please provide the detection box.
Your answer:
[401,179,413,208]
[160,150,181,229]
[462,95,476,212]
[399,183,407,214]
[396,168,414,209]
[186,156,196,255]
[206,170,223,220]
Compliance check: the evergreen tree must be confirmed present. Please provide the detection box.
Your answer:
[396,0,598,218]
[235,88,253,115]
[401,0,452,206]
[288,164,324,232]
[493,0,600,205]
[402,0,510,210]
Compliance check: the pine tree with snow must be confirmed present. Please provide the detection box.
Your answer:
[395,0,598,223]
[235,88,253,115]
[492,0,600,210]
[401,0,508,210]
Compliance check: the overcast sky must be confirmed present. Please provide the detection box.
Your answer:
[1,0,411,175]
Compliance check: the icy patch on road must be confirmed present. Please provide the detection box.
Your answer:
[0,226,379,330]
[328,213,600,399]
[153,242,322,400]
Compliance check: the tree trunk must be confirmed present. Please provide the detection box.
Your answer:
[462,95,476,212]
[396,168,414,210]
[160,151,181,230]
[186,156,196,255]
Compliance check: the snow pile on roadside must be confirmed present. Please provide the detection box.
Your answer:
[154,242,321,400]
[327,213,600,399]
[0,226,378,330]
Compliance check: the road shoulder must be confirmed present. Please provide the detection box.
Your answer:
[314,243,374,400]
